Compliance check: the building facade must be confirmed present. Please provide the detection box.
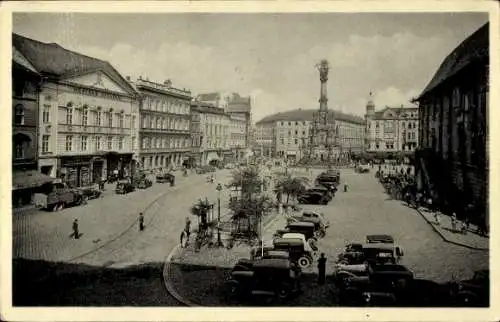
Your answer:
[131,77,192,171]
[14,34,140,188]
[12,45,47,206]
[227,94,252,161]
[414,23,488,221]
[191,101,231,166]
[190,107,203,167]
[255,109,365,162]
[254,122,275,157]
[365,98,419,153]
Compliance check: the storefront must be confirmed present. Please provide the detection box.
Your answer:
[106,152,133,179]
[12,170,54,208]
[59,155,93,188]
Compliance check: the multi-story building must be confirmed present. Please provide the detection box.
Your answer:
[414,23,488,221]
[365,97,419,153]
[197,92,252,162]
[190,107,203,167]
[191,101,230,166]
[254,122,276,157]
[255,109,365,162]
[13,34,140,188]
[227,93,252,161]
[130,77,192,171]
[11,43,49,207]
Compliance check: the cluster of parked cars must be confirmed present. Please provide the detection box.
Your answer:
[332,234,489,306]
[225,210,330,303]
[297,169,340,205]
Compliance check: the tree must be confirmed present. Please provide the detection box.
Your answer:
[274,175,309,204]
[190,198,214,230]
[228,165,263,198]
[228,194,274,238]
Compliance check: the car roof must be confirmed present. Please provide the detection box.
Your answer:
[366,234,395,243]
[282,233,306,239]
[303,211,321,216]
[362,243,396,251]
[273,238,304,246]
[253,258,290,269]
[287,221,315,228]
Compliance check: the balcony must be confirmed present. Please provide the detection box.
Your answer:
[139,147,192,154]
[140,127,190,135]
[58,124,131,135]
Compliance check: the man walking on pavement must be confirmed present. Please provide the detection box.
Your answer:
[139,212,145,231]
[72,219,80,239]
[317,253,327,285]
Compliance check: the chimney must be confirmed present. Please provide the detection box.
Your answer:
[126,76,131,81]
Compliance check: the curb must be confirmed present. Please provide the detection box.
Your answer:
[162,244,198,306]
[414,207,488,251]
[162,210,283,307]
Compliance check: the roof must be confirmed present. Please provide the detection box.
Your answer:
[12,33,137,96]
[417,22,489,100]
[12,46,39,74]
[13,170,54,190]
[190,101,226,115]
[197,93,220,101]
[373,106,418,119]
[256,108,364,125]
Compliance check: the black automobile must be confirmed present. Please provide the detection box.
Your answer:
[115,181,135,194]
[226,258,301,301]
[274,221,319,243]
[297,191,329,205]
[450,269,489,307]
[156,173,175,186]
[77,186,101,200]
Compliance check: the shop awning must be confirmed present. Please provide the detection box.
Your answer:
[13,170,55,190]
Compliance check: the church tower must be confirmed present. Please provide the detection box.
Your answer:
[365,92,375,151]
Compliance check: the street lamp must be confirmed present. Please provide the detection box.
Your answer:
[216,183,223,246]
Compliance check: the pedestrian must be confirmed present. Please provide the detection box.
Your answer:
[451,213,457,232]
[317,253,327,285]
[185,216,192,241]
[461,219,468,235]
[434,211,441,226]
[72,219,80,239]
[427,196,434,213]
[343,182,348,192]
[139,212,145,231]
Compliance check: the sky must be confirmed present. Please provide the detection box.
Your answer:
[13,12,488,123]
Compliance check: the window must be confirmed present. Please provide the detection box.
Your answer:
[66,108,73,125]
[131,137,136,150]
[81,135,88,151]
[96,111,102,126]
[151,137,156,149]
[42,135,50,153]
[280,138,284,144]
[42,106,50,123]
[119,137,124,150]
[295,130,298,135]
[142,116,147,128]
[281,122,284,126]
[65,135,73,151]
[142,138,147,149]
[82,108,88,126]
[96,136,101,150]
[156,138,161,148]
[14,141,24,159]
[408,132,411,140]
[295,139,298,144]
[108,112,113,127]
[107,136,112,150]
[132,116,136,129]
[119,114,124,128]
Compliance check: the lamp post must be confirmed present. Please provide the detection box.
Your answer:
[216,183,223,246]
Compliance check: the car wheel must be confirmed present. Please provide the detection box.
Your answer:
[51,204,59,212]
[298,256,312,269]
[276,284,291,299]
[59,202,65,211]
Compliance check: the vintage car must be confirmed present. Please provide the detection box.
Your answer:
[136,177,153,189]
[115,180,135,194]
[297,190,330,205]
[226,258,301,301]
[333,263,369,288]
[290,216,327,234]
[302,211,330,228]
[77,185,102,200]
[338,264,414,305]
[337,242,404,265]
[366,234,395,244]
[274,221,321,243]
[273,237,316,269]
[156,173,175,185]
[450,269,489,307]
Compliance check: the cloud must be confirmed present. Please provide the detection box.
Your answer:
[68,30,454,123]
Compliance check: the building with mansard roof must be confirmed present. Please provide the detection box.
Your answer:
[13,33,140,188]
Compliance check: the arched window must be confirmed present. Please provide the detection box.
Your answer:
[14,104,24,125]
[13,133,30,159]
[66,107,73,125]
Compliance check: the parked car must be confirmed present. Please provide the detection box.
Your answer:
[289,215,327,235]
[115,180,135,194]
[301,210,330,228]
[450,269,489,306]
[273,237,316,269]
[337,242,404,265]
[226,258,301,301]
[297,191,330,205]
[156,173,175,185]
[366,234,395,244]
[33,181,88,212]
[77,185,102,200]
[274,221,321,243]
[136,177,153,189]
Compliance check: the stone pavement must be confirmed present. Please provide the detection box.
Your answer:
[415,207,488,251]
[12,171,224,262]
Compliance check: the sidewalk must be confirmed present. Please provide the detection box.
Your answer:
[12,172,211,262]
[415,207,488,251]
